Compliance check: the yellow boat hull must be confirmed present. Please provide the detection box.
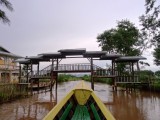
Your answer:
[43,81,115,120]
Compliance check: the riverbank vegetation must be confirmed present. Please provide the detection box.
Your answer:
[0,83,28,103]
[57,71,160,92]
[58,74,80,82]
[1,69,160,104]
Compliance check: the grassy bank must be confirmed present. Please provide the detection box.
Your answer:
[150,81,160,92]
[0,83,28,103]
[57,74,112,84]
[81,74,113,84]
[58,74,79,82]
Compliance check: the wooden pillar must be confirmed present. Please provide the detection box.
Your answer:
[50,89,53,103]
[131,62,134,74]
[26,64,29,83]
[90,57,94,90]
[30,62,33,95]
[132,62,134,82]
[37,63,40,75]
[113,60,115,75]
[37,63,40,92]
[112,60,114,75]
[112,78,115,91]
[50,70,53,91]
[137,61,141,86]
[50,59,54,91]
[137,61,140,71]
[55,58,58,103]
[19,64,21,83]
[130,62,132,73]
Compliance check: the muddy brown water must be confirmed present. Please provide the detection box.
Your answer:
[0,81,160,120]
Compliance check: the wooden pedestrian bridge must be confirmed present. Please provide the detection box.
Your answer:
[31,63,109,78]
[17,48,147,92]
[27,63,141,84]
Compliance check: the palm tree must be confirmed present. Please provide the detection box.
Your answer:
[0,0,13,24]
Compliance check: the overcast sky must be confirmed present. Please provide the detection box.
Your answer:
[0,0,159,71]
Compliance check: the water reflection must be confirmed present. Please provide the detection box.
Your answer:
[0,92,55,120]
[104,91,160,120]
[0,81,160,120]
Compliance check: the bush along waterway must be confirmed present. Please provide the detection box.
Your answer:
[0,80,160,120]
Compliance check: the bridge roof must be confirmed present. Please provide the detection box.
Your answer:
[15,58,30,64]
[39,52,65,59]
[40,49,108,58]
[115,56,147,62]
[58,48,86,56]
[16,48,147,64]
[16,55,50,64]
[83,51,107,58]
[26,55,50,64]
[100,54,122,60]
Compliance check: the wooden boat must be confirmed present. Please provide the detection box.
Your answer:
[43,81,115,120]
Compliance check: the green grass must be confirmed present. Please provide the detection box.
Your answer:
[58,74,79,82]
[150,81,160,91]
[0,84,28,103]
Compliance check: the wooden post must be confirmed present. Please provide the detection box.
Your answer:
[55,58,58,103]
[18,64,22,94]
[115,80,117,91]
[37,62,39,76]
[37,63,40,93]
[132,62,134,82]
[137,61,140,71]
[30,62,33,95]
[112,77,115,91]
[19,64,21,83]
[90,57,94,90]
[26,64,29,83]
[112,60,114,75]
[50,59,54,91]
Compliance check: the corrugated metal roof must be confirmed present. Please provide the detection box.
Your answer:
[15,58,30,64]
[116,56,146,62]
[15,48,147,64]
[26,55,43,59]
[58,48,86,56]
[83,51,107,58]
[0,51,22,58]
[100,54,122,60]
[0,46,22,58]
[39,52,65,58]
[0,46,10,53]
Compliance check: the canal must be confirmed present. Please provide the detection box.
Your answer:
[0,81,160,120]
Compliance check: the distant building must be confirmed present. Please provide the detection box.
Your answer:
[0,46,21,83]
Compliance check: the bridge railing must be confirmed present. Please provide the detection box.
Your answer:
[53,63,92,71]
[93,69,118,76]
[30,63,106,78]
[116,75,140,83]
[30,70,51,78]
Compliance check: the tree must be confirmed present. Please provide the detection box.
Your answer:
[0,0,13,24]
[155,70,160,77]
[153,47,160,65]
[139,0,160,65]
[97,20,145,74]
[97,20,143,56]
